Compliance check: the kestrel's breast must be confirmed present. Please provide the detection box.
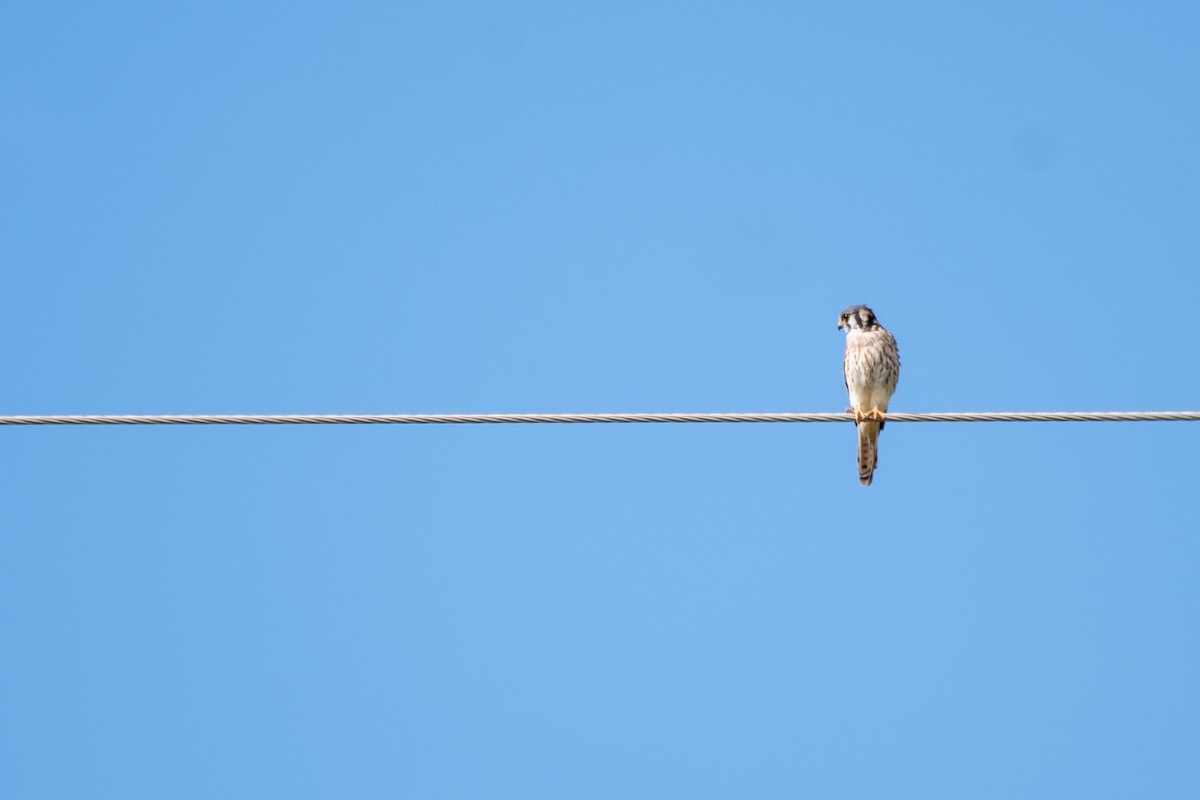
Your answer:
[844,330,900,399]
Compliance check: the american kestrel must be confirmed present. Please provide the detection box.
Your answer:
[838,305,900,486]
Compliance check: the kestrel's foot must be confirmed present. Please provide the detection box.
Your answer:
[864,407,887,423]
[847,408,867,424]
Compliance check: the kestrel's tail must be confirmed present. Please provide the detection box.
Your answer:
[857,420,880,486]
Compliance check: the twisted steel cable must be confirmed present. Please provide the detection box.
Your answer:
[0,411,1195,425]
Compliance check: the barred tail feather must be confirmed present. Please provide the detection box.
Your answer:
[857,421,880,486]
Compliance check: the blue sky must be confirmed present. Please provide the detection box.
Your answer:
[3,2,1199,797]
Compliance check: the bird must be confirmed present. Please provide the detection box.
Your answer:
[838,305,900,486]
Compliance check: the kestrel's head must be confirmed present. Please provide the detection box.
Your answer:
[838,305,880,332]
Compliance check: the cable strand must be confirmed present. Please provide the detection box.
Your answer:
[0,411,1196,425]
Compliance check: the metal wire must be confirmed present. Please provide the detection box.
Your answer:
[0,411,1196,426]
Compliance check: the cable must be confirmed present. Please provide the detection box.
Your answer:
[0,411,1196,425]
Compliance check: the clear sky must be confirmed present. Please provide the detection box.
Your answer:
[3,2,1199,797]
